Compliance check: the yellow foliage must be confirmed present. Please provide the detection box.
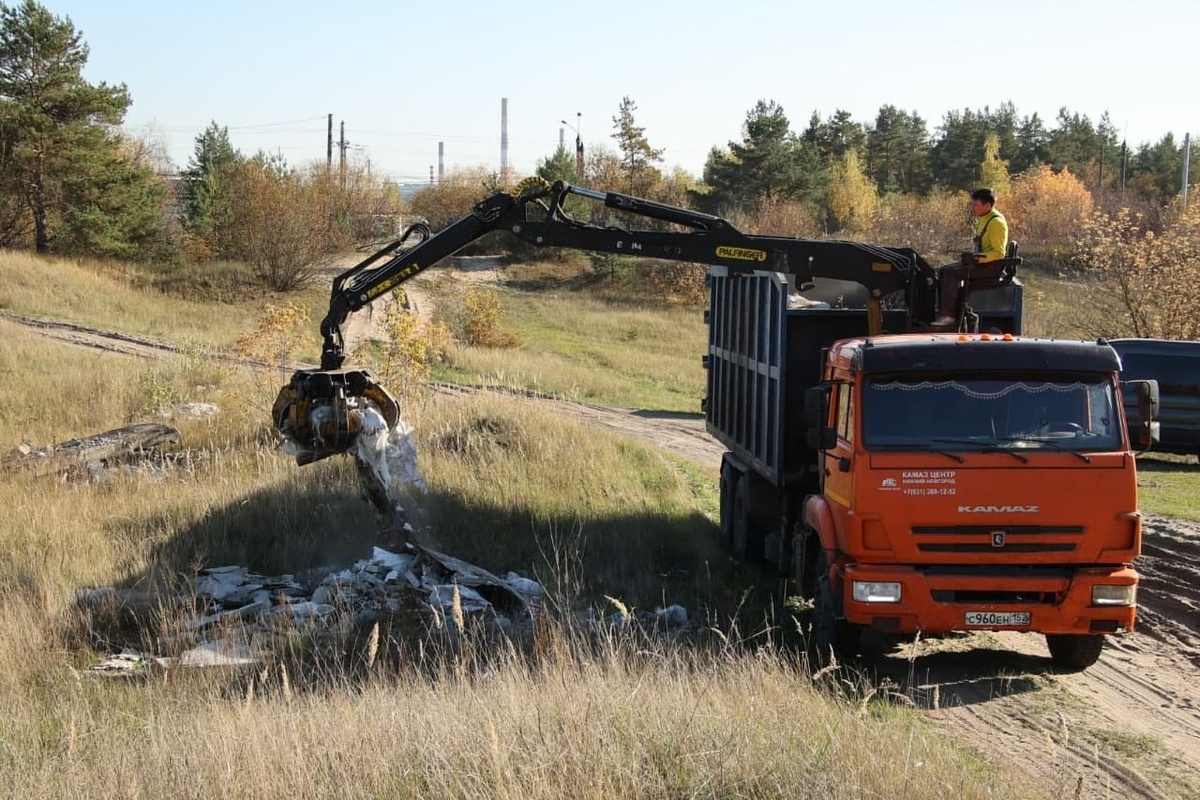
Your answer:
[864,190,970,262]
[978,134,1011,197]
[409,167,521,229]
[461,287,522,349]
[233,302,312,366]
[744,199,820,237]
[1073,204,1200,339]
[1006,165,1093,254]
[827,151,878,234]
[351,296,451,401]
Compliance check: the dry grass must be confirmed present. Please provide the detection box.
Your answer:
[0,249,268,350]
[0,252,1054,799]
[0,626,1024,799]
[434,287,708,413]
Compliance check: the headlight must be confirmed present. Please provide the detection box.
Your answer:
[852,581,902,603]
[1092,584,1137,606]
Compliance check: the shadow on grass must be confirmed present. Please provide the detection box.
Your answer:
[71,471,776,657]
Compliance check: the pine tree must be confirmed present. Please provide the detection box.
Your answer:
[611,96,664,196]
[0,0,132,252]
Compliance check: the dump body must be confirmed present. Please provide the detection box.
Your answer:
[1111,338,1200,457]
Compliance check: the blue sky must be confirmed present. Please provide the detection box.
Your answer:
[52,0,1198,184]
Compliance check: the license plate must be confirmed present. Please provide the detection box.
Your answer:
[965,610,1031,627]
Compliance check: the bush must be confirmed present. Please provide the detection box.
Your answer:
[864,190,970,262]
[460,287,521,348]
[351,297,451,401]
[1005,165,1093,259]
[1072,204,1200,339]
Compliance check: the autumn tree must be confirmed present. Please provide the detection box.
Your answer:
[611,96,663,196]
[1073,205,1200,340]
[407,166,496,230]
[219,154,343,291]
[826,150,878,234]
[866,190,971,262]
[977,133,1011,196]
[0,0,160,255]
[1004,164,1093,256]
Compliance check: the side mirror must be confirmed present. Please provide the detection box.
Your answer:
[1131,379,1160,449]
[807,426,838,450]
[803,385,829,428]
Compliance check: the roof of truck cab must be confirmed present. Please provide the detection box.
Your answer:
[829,334,1121,374]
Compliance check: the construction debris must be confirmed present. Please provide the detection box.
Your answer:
[80,541,546,677]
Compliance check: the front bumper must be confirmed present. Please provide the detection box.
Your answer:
[839,563,1138,635]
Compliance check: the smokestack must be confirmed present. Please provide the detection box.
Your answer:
[438,141,444,183]
[501,97,508,174]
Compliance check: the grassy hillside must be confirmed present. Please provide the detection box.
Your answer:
[0,249,1186,797]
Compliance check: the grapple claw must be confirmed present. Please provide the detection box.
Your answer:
[272,368,400,465]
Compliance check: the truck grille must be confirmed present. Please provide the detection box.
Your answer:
[912,524,1084,554]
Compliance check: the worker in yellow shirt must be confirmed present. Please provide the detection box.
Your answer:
[933,187,1011,328]
[970,188,1008,263]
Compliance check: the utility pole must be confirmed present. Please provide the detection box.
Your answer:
[339,120,347,188]
[327,114,333,173]
[561,112,583,179]
[1120,140,1127,199]
[1183,133,1191,211]
[574,111,583,179]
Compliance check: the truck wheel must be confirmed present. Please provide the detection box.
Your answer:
[812,550,857,664]
[731,477,764,562]
[1045,634,1105,671]
[791,525,817,600]
[718,463,735,545]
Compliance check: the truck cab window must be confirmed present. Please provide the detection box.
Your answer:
[861,376,1122,453]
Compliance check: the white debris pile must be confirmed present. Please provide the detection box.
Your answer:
[80,543,546,677]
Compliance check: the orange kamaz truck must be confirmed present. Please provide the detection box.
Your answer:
[708,270,1160,670]
[272,180,1159,671]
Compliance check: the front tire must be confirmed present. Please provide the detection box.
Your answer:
[1045,633,1105,671]
[792,525,818,600]
[812,550,857,664]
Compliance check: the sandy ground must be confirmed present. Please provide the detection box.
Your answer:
[5,269,1199,797]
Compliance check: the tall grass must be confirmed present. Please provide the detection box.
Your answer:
[0,622,1030,800]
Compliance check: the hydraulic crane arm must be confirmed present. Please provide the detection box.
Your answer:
[276,180,952,464]
[316,180,940,371]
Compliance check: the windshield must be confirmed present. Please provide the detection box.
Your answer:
[862,375,1123,453]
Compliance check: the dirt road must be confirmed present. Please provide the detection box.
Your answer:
[877,513,1200,799]
[5,285,1199,798]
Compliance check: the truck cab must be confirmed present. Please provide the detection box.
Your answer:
[805,334,1143,669]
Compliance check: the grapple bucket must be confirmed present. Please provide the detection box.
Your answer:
[272,368,400,465]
